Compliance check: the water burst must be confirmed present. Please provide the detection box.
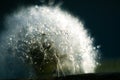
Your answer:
[1,5,99,77]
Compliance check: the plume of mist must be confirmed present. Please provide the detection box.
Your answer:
[0,5,100,78]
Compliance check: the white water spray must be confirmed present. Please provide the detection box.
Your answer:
[1,5,99,77]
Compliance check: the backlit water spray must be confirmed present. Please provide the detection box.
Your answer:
[0,5,99,77]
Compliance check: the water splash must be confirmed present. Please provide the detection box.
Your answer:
[1,5,99,77]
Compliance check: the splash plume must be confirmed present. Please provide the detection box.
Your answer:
[0,5,99,77]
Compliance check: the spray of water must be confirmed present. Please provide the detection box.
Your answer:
[0,5,99,77]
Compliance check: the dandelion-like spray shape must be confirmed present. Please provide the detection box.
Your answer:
[2,5,99,77]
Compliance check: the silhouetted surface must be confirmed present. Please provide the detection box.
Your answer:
[51,73,120,80]
[22,73,120,80]
[17,73,120,80]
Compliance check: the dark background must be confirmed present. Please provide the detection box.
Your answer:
[0,0,120,73]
